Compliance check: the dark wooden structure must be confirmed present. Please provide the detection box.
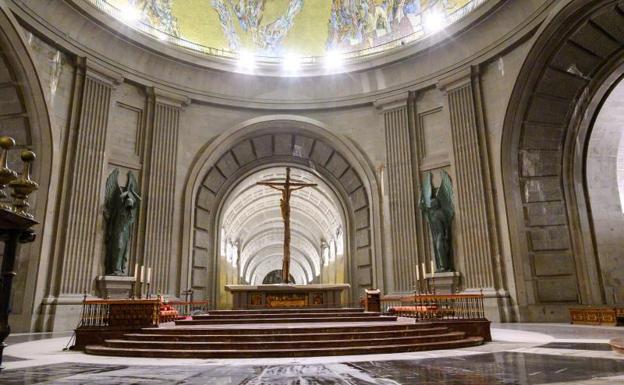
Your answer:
[0,208,37,370]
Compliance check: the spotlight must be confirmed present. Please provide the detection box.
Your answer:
[120,5,140,23]
[238,50,256,71]
[282,53,301,73]
[324,50,344,70]
[423,10,446,34]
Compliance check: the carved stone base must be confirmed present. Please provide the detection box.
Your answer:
[96,275,135,299]
[425,271,461,294]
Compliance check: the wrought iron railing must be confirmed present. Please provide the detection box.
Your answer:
[168,301,210,317]
[381,293,485,320]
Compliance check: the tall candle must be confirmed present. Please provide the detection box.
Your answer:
[421,263,426,279]
[140,265,145,283]
[431,260,435,276]
[415,266,420,281]
[134,263,139,280]
[147,267,151,284]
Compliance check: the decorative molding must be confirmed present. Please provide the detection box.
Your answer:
[151,87,191,108]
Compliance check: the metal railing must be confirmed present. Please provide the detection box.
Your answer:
[381,293,485,320]
[168,301,210,317]
[78,299,160,328]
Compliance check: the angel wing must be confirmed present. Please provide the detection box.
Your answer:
[419,171,433,210]
[104,168,122,218]
[126,171,141,201]
[436,170,454,221]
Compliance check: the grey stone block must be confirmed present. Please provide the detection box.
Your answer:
[525,201,567,226]
[536,277,578,302]
[533,253,575,276]
[528,226,570,251]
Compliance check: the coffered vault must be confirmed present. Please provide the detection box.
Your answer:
[218,167,345,286]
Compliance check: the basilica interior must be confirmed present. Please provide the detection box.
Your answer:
[1,0,624,383]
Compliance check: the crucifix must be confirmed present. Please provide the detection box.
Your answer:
[256,167,317,283]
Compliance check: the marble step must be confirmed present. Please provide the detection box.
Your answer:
[123,327,451,342]
[204,307,364,315]
[143,323,433,335]
[85,336,484,358]
[104,332,467,350]
[176,315,398,325]
[191,311,379,320]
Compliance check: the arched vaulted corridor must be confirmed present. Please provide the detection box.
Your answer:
[216,167,347,308]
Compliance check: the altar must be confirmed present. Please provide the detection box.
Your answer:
[225,284,350,309]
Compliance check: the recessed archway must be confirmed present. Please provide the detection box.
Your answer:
[182,117,381,307]
[501,0,624,321]
[215,166,347,308]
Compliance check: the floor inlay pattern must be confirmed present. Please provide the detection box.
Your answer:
[1,352,624,384]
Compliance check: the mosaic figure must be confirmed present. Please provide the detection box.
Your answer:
[211,0,304,55]
[130,0,180,37]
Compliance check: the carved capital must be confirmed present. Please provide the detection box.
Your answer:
[75,57,124,87]
[437,66,479,93]
[374,92,410,113]
[151,87,191,108]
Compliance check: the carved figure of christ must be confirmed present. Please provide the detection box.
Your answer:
[256,167,317,284]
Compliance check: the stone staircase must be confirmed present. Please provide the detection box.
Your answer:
[85,308,484,358]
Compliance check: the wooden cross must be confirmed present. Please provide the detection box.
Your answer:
[256,167,317,283]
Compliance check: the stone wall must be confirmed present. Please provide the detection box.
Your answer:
[4,0,605,330]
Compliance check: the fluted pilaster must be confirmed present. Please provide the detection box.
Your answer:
[60,61,122,294]
[376,95,420,292]
[440,69,497,290]
[143,89,190,294]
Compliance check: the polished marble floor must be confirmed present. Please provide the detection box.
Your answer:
[1,324,623,384]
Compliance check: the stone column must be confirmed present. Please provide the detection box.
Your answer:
[59,60,122,295]
[375,94,420,293]
[439,68,509,320]
[143,89,190,295]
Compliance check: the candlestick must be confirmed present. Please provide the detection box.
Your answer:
[134,263,139,280]
[421,263,426,281]
[147,267,151,284]
[140,265,145,283]
[430,260,435,276]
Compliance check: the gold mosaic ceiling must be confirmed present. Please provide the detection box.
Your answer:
[91,0,485,59]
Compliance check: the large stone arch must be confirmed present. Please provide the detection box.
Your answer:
[0,5,54,331]
[183,116,381,305]
[502,0,624,321]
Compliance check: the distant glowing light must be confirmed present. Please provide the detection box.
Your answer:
[119,5,140,23]
[238,50,256,71]
[324,50,344,70]
[423,10,446,34]
[282,53,301,73]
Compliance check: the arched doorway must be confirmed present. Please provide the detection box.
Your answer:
[585,75,624,305]
[501,0,624,321]
[183,117,381,307]
[215,166,348,308]
[0,6,54,331]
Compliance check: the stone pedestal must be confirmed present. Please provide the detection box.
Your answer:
[96,276,136,299]
[426,272,461,294]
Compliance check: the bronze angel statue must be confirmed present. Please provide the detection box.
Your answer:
[104,169,141,276]
[419,170,455,272]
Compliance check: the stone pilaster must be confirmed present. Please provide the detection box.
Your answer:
[375,94,420,292]
[143,89,190,294]
[59,60,122,295]
[438,67,500,292]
